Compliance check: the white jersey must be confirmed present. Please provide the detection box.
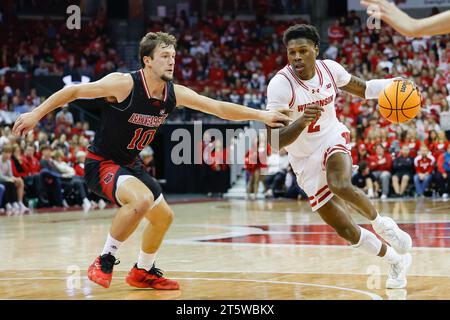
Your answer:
[266,59,352,158]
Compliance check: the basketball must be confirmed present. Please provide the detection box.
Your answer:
[378,80,422,123]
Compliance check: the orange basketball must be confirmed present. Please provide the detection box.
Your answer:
[378,80,421,124]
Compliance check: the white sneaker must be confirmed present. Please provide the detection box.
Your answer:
[443,193,449,200]
[12,202,20,215]
[385,289,408,300]
[5,203,13,216]
[98,199,106,210]
[386,253,412,289]
[19,202,30,214]
[90,200,98,209]
[264,189,274,198]
[82,198,92,213]
[373,216,412,254]
[381,194,387,200]
[62,200,70,208]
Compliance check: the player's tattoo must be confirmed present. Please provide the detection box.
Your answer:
[341,76,367,98]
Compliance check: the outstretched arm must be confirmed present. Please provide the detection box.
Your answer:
[13,72,132,136]
[322,60,405,100]
[174,84,291,128]
[341,75,404,100]
[361,0,450,37]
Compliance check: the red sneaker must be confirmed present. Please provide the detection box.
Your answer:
[87,253,120,288]
[125,264,180,290]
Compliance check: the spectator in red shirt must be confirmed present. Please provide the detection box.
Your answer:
[209,62,225,81]
[414,146,435,197]
[434,131,449,158]
[244,137,267,200]
[357,143,370,164]
[74,151,86,177]
[425,129,439,158]
[401,130,421,158]
[369,144,392,199]
[21,145,41,176]
[19,145,44,203]
[328,20,345,44]
[11,144,27,178]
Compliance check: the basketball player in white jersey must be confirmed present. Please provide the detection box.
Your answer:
[266,24,413,289]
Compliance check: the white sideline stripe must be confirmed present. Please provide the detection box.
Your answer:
[0,276,382,300]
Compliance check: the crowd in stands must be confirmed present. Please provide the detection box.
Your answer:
[1,9,449,211]
[0,6,127,79]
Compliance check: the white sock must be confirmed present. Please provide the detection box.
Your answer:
[370,212,383,228]
[383,245,402,264]
[137,249,157,271]
[352,226,383,256]
[101,233,123,257]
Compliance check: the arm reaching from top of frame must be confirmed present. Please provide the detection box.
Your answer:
[361,0,450,37]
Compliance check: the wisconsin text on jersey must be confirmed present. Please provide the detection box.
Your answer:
[297,95,334,112]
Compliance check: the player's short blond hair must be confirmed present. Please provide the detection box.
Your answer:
[139,32,177,68]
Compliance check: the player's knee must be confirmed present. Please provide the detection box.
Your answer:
[131,194,154,217]
[162,208,174,226]
[328,178,353,197]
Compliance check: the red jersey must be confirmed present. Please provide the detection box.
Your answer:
[368,153,393,171]
[414,154,435,174]
[74,163,85,177]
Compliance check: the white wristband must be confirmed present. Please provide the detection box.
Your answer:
[365,78,401,99]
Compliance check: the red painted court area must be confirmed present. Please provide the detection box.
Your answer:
[202,223,450,248]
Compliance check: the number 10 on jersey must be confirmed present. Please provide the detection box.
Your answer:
[127,128,156,150]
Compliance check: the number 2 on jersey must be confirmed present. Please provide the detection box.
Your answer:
[307,118,320,133]
[127,128,156,150]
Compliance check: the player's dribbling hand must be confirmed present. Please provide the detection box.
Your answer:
[12,111,40,136]
[263,109,292,128]
[300,104,324,128]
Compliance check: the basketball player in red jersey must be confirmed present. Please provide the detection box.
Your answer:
[12,32,291,290]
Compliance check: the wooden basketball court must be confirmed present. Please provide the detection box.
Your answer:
[0,198,449,300]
